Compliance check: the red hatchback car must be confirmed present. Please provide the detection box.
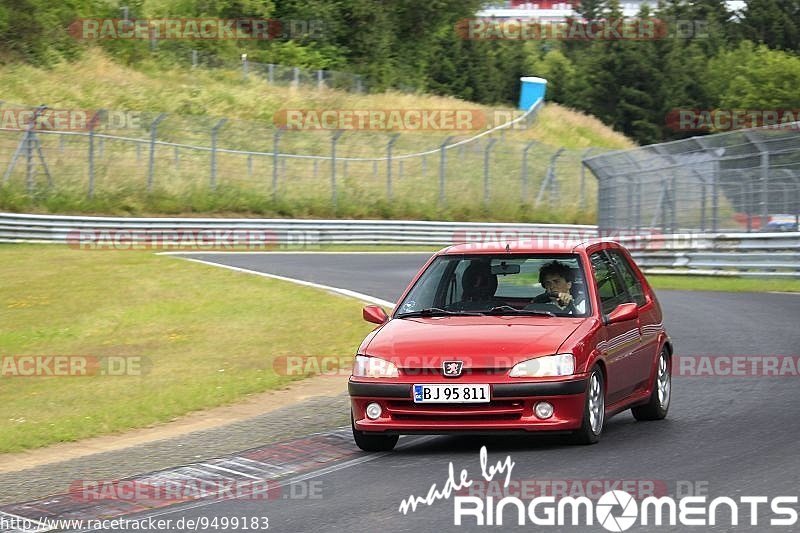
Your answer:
[348,240,672,451]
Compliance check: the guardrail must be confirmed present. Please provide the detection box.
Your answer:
[1,213,798,277]
[0,213,595,246]
[619,233,800,277]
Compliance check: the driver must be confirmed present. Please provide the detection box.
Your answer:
[529,260,586,314]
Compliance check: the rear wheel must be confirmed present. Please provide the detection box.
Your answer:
[572,366,605,445]
[632,348,671,421]
[351,411,398,452]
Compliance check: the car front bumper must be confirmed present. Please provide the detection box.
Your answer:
[349,376,588,434]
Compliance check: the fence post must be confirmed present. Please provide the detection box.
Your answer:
[147,113,167,191]
[330,130,344,210]
[759,149,770,229]
[712,162,719,232]
[26,117,33,194]
[483,139,497,204]
[535,148,564,206]
[210,118,227,190]
[87,110,103,199]
[386,134,399,201]
[439,136,453,205]
[580,148,595,210]
[272,129,282,201]
[241,54,248,80]
[521,141,537,202]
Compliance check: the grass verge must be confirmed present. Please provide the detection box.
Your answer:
[646,275,800,293]
[0,244,373,453]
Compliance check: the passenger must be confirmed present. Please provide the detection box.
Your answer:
[459,260,498,308]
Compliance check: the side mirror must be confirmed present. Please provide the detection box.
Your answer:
[605,302,639,325]
[363,305,389,325]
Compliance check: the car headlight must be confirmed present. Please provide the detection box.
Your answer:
[352,355,399,378]
[509,354,574,377]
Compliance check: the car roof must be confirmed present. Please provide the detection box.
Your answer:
[440,239,624,255]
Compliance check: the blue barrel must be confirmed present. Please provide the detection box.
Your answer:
[518,76,548,110]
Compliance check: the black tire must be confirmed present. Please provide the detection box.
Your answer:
[572,366,605,445]
[351,411,398,452]
[632,348,671,421]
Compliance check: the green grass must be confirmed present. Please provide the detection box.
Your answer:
[646,275,800,293]
[0,49,632,221]
[0,244,374,453]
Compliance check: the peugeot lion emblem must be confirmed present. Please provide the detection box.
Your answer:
[443,360,463,377]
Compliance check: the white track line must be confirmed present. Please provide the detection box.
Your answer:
[68,435,435,532]
[158,251,434,255]
[174,256,395,308]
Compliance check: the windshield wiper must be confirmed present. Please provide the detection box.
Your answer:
[396,307,482,318]
[483,305,555,317]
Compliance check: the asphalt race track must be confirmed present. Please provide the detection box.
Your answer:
[11,252,800,533]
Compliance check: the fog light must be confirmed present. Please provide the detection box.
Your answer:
[366,402,382,420]
[534,401,554,419]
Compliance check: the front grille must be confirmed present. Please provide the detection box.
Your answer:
[385,399,524,422]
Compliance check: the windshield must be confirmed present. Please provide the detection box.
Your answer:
[395,254,591,318]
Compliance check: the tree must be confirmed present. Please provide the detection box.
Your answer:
[738,0,800,52]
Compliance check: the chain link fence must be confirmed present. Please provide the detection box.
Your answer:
[0,101,600,218]
[584,125,800,234]
[189,50,366,93]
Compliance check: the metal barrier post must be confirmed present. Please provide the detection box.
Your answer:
[147,113,167,191]
[386,134,399,201]
[87,110,104,198]
[536,148,564,207]
[580,148,596,210]
[272,129,282,200]
[331,130,344,209]
[439,136,453,205]
[210,118,227,190]
[483,139,497,204]
[521,141,537,202]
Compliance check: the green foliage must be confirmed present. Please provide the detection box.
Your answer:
[2,0,800,145]
[706,41,800,108]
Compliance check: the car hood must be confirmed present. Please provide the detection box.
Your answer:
[363,316,585,369]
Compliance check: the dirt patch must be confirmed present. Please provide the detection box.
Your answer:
[0,374,349,474]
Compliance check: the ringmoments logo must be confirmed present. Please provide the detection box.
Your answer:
[397,447,799,529]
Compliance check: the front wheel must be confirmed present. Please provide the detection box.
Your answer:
[351,411,398,452]
[572,366,605,445]
[632,348,671,421]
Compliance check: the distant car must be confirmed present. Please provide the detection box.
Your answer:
[348,240,672,451]
[762,215,798,232]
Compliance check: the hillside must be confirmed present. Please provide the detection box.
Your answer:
[0,50,634,222]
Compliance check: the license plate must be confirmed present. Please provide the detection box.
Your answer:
[413,384,490,403]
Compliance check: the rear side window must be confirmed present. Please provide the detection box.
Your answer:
[607,251,647,306]
[590,251,630,315]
